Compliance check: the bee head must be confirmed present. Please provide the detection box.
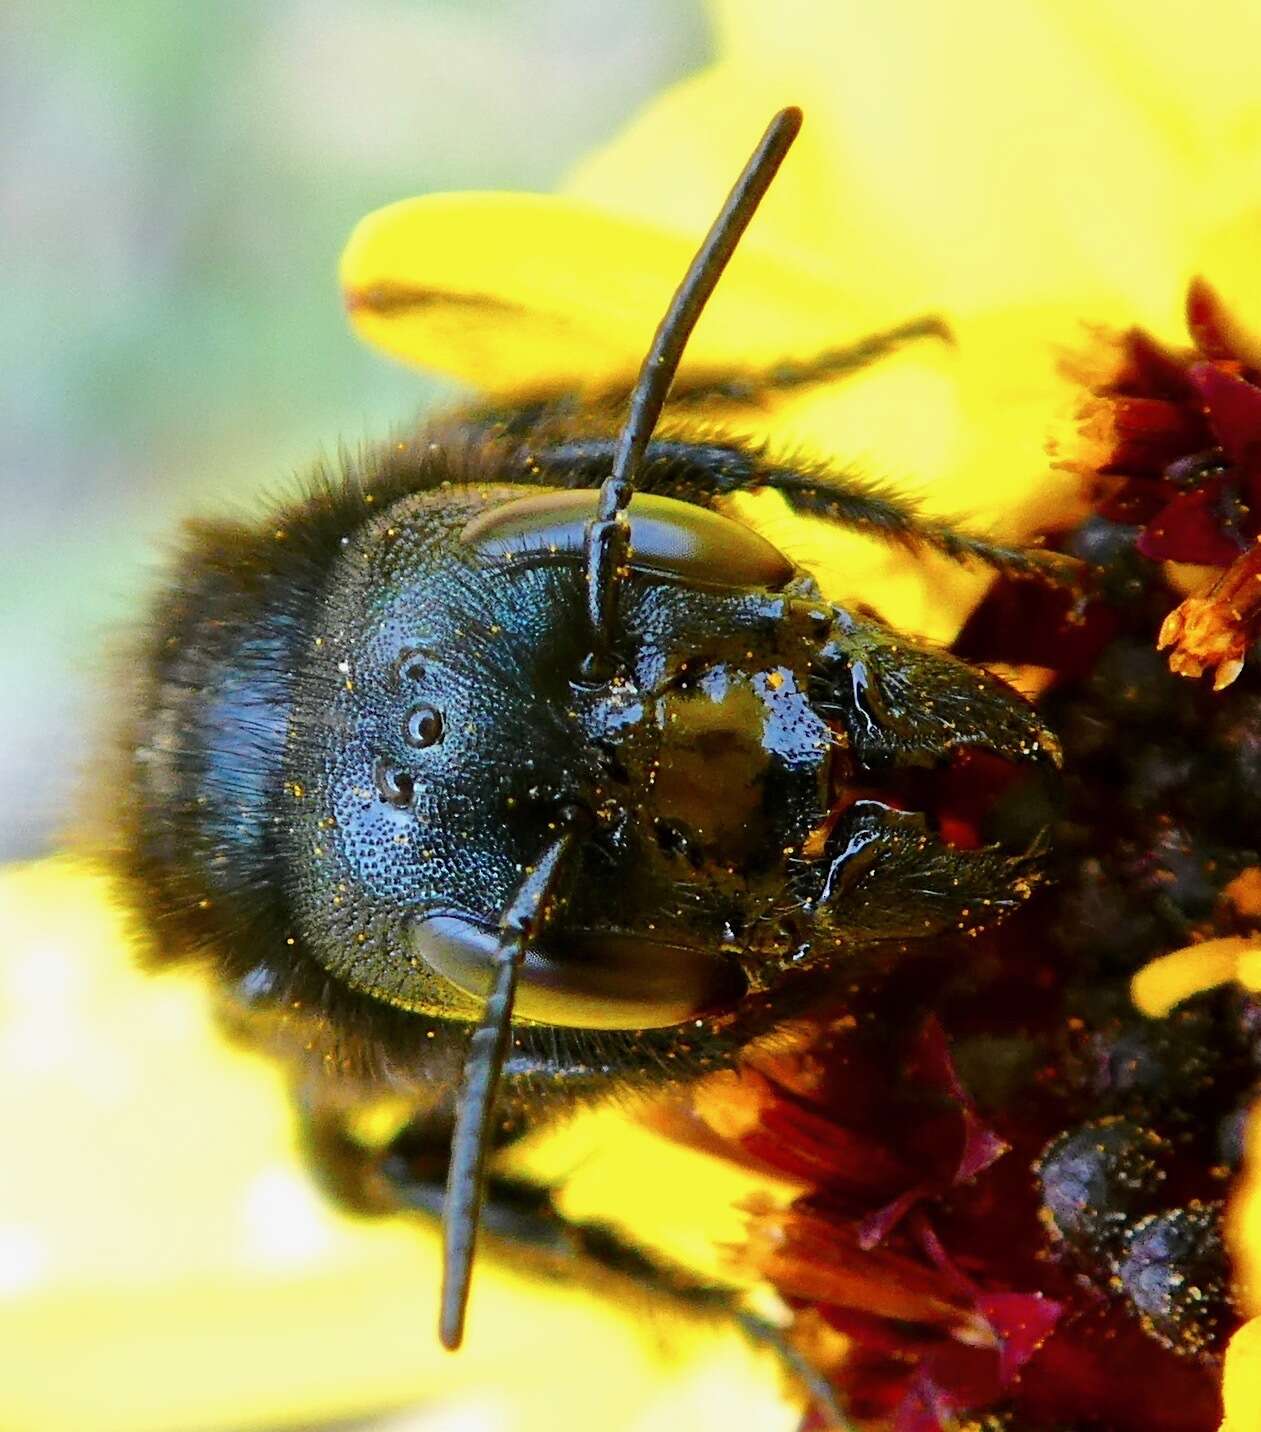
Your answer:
[280,480,809,1032]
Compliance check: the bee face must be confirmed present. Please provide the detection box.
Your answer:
[241,466,1055,1036]
[277,481,816,1026]
[116,467,1058,1038]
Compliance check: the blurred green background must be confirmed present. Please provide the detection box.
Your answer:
[3,0,709,859]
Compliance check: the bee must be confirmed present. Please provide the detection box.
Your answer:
[108,109,1064,1427]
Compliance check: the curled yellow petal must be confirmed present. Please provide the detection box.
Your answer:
[1131,936,1261,1019]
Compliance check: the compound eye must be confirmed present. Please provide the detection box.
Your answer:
[405,704,443,748]
[462,490,794,591]
[374,759,415,807]
[406,912,747,1029]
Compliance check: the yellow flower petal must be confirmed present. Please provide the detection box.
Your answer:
[574,2,1202,337]
[734,0,1261,322]
[0,858,799,1432]
[341,188,874,396]
[1223,1317,1261,1429]
[1197,206,1261,368]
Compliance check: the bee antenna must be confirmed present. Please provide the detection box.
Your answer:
[439,810,586,1350]
[581,106,803,679]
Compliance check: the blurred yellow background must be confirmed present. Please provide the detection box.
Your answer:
[0,858,799,1432]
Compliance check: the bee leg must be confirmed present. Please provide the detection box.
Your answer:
[297,1096,526,1219]
[514,434,1075,584]
[456,316,949,442]
[299,1103,853,1429]
[705,450,1075,583]
[658,314,951,410]
[447,1172,854,1431]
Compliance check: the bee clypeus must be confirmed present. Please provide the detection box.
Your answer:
[110,110,1065,1427]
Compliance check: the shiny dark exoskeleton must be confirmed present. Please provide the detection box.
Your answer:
[108,111,1065,1427]
[280,468,1056,1042]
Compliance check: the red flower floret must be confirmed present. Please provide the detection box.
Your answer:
[659,294,1261,1426]
[1063,281,1261,689]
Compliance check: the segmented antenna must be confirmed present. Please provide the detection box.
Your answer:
[440,813,584,1350]
[441,105,804,1356]
[581,106,803,678]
